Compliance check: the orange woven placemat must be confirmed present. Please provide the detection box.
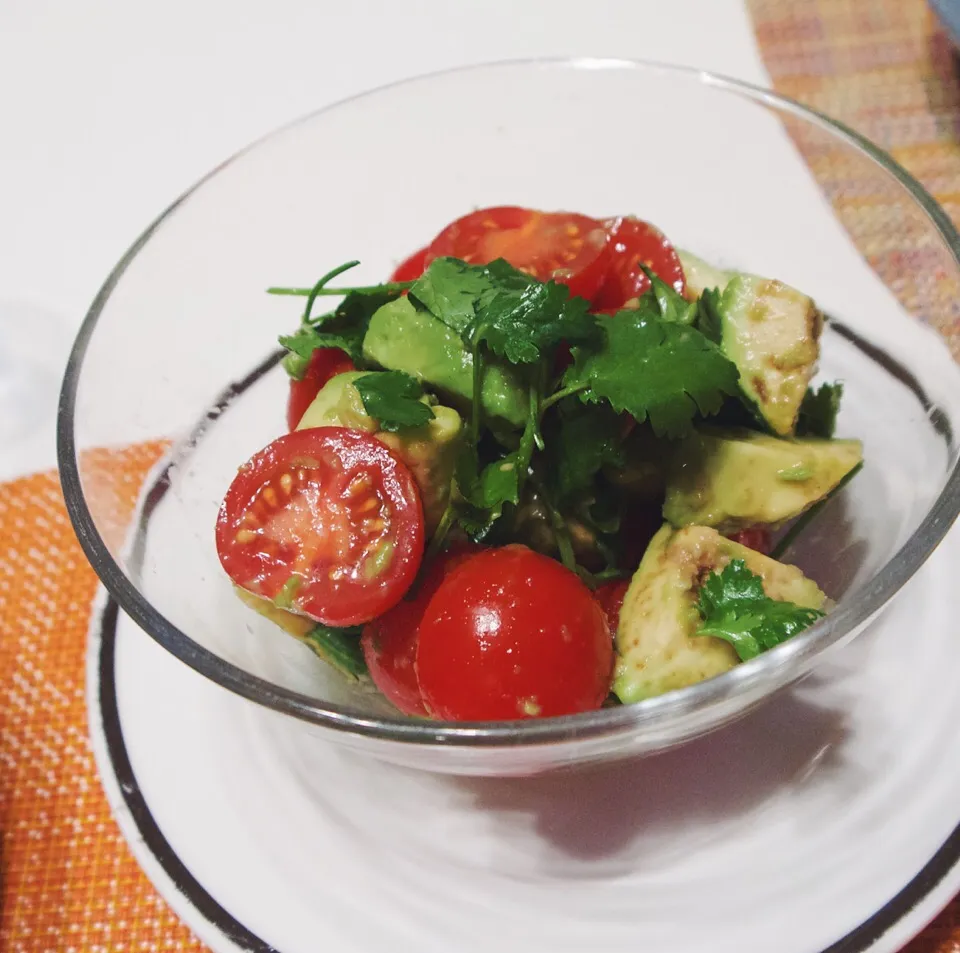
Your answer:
[745,1,960,945]
[2,1,960,950]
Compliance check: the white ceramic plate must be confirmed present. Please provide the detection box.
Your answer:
[88,523,960,953]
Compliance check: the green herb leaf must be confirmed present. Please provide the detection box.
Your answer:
[696,287,724,344]
[278,288,400,378]
[694,559,825,661]
[472,259,599,364]
[563,313,741,439]
[455,388,538,537]
[796,382,844,438]
[552,403,625,501]
[640,266,697,325]
[409,257,491,333]
[304,624,367,679]
[352,370,435,432]
[411,256,599,365]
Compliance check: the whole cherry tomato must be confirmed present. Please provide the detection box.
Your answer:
[361,544,480,716]
[416,545,613,720]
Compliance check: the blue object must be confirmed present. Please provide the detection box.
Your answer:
[930,0,960,48]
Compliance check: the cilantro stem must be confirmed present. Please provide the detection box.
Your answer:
[770,461,864,560]
[470,330,484,449]
[540,382,589,414]
[267,278,413,302]
[424,501,457,564]
[530,477,577,573]
[532,361,547,451]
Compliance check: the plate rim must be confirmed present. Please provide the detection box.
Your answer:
[86,588,960,953]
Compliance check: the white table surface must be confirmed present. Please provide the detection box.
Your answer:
[0,0,768,481]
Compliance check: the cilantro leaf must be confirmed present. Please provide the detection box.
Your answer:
[696,287,724,344]
[472,259,599,364]
[278,287,399,378]
[409,257,491,333]
[640,266,697,325]
[411,256,599,365]
[694,559,825,661]
[796,382,843,438]
[455,390,537,537]
[279,325,365,377]
[352,371,435,432]
[304,624,367,680]
[551,403,625,501]
[563,313,741,439]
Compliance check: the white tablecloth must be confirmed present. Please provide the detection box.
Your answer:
[0,0,768,481]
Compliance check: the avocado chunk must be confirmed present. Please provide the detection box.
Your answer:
[362,296,527,428]
[719,274,823,436]
[613,524,826,703]
[663,427,863,532]
[297,370,462,533]
[678,249,734,301]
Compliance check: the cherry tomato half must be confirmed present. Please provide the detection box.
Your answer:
[592,216,686,312]
[390,246,429,283]
[416,545,613,720]
[361,544,480,716]
[594,579,630,635]
[424,206,611,301]
[216,427,424,627]
[286,348,355,431]
[727,526,772,554]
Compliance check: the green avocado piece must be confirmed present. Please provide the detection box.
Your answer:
[677,249,734,301]
[719,274,823,436]
[613,523,826,703]
[296,370,463,533]
[362,296,527,428]
[662,427,863,532]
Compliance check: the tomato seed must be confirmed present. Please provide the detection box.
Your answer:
[262,487,278,507]
[235,529,257,544]
[279,473,293,494]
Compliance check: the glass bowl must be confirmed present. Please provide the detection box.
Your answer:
[59,59,960,776]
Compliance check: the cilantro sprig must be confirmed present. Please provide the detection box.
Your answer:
[353,371,435,432]
[694,560,825,661]
[796,382,844,438]
[561,311,741,438]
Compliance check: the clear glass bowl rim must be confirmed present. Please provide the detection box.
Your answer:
[57,56,960,747]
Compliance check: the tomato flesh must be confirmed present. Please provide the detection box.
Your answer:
[360,544,480,716]
[424,206,611,300]
[592,216,686,312]
[727,526,772,554]
[416,545,613,720]
[594,579,630,635]
[390,246,429,283]
[216,427,424,627]
[286,348,355,431]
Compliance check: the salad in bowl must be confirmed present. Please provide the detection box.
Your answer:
[215,205,863,722]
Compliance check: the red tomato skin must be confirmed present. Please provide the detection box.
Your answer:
[727,527,772,554]
[361,544,480,716]
[594,579,630,635]
[423,206,611,301]
[592,216,686,312]
[216,427,424,627]
[390,246,429,283]
[286,348,355,431]
[415,545,613,721]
